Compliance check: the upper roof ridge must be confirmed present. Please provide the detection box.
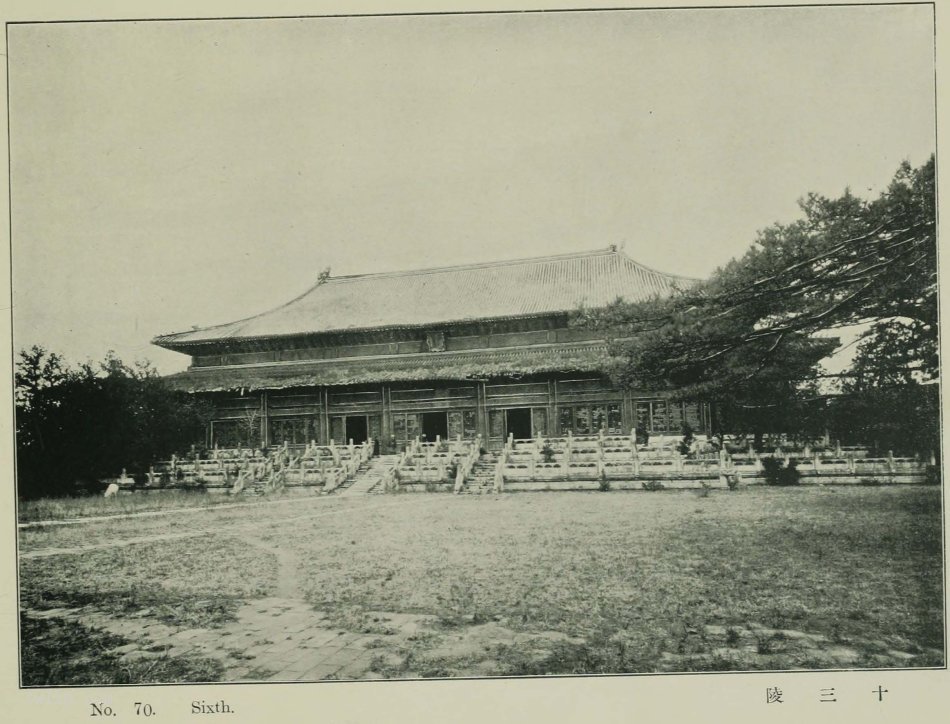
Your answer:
[325,245,619,284]
[153,245,696,349]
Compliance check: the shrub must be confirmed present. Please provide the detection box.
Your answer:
[641,480,664,491]
[761,458,800,486]
[540,442,557,464]
[599,470,610,492]
[925,464,940,485]
[677,423,695,456]
[445,460,459,481]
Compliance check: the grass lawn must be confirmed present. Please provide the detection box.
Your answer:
[20,533,278,627]
[18,489,262,524]
[20,615,224,686]
[278,486,945,672]
[17,486,944,678]
[17,493,350,553]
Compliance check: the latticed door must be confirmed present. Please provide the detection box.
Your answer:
[489,409,506,442]
[531,408,548,437]
[368,415,382,443]
[330,416,345,445]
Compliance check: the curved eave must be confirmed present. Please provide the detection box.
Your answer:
[152,248,699,353]
[153,309,588,354]
[163,343,612,393]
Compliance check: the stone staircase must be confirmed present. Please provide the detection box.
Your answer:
[246,468,285,497]
[336,454,399,497]
[460,452,500,495]
[247,479,268,496]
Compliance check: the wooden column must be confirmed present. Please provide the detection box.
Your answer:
[260,390,269,448]
[381,384,393,453]
[319,387,330,445]
[622,387,635,436]
[546,379,556,437]
[476,381,488,442]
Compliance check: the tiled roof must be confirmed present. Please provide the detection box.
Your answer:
[154,247,693,351]
[163,343,611,392]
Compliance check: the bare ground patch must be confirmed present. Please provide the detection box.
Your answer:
[18,487,944,682]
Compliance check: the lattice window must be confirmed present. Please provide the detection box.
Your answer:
[607,404,623,434]
[425,331,446,352]
[212,419,261,449]
[269,416,317,446]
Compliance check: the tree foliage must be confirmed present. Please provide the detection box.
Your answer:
[578,156,937,448]
[15,347,211,499]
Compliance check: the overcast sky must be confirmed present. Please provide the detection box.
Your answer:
[8,5,936,374]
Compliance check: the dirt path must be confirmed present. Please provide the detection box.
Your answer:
[242,537,302,599]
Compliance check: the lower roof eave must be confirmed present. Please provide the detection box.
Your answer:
[162,344,614,393]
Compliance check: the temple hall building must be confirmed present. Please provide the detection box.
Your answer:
[154,247,711,453]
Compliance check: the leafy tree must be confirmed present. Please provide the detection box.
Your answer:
[15,345,68,409]
[578,156,936,448]
[824,383,939,457]
[14,348,212,499]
